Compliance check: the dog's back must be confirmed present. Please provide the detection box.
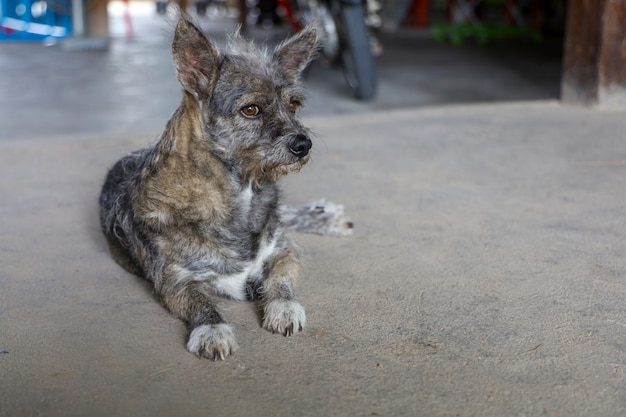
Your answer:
[100,149,153,278]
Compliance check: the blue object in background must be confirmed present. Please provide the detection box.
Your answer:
[0,0,72,40]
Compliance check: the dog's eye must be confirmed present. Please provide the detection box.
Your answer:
[241,105,261,118]
[288,100,301,114]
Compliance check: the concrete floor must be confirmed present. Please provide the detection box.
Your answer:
[2,4,625,417]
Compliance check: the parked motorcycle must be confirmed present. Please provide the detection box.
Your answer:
[281,0,378,100]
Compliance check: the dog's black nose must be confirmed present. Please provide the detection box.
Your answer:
[289,135,312,158]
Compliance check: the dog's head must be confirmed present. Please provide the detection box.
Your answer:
[172,18,318,182]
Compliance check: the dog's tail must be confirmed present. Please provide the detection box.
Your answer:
[280,199,353,237]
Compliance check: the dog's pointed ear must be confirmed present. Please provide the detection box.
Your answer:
[172,18,220,98]
[273,26,319,81]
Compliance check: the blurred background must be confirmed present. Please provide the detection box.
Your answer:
[0,0,570,140]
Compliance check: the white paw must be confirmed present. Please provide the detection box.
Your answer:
[262,299,306,336]
[186,323,238,360]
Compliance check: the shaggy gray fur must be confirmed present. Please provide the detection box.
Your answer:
[100,18,350,360]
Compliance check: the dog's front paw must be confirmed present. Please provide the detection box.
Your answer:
[187,323,238,360]
[262,299,306,336]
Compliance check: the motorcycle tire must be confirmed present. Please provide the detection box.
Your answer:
[338,4,377,100]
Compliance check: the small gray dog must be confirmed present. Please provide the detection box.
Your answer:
[100,18,351,360]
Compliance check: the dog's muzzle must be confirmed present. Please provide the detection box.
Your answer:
[288,135,312,159]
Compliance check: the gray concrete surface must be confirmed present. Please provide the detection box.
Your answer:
[1,4,625,417]
[2,102,626,417]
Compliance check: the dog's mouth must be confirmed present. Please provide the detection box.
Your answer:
[268,154,310,178]
[242,153,309,182]
[278,156,309,174]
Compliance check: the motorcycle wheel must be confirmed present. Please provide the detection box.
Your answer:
[338,4,377,100]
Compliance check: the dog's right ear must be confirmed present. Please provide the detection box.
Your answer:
[172,18,220,99]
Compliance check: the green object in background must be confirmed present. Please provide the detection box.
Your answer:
[432,22,542,45]
[432,0,543,45]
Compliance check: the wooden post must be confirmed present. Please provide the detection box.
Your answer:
[86,0,110,38]
[64,0,108,50]
[599,0,626,104]
[562,0,626,106]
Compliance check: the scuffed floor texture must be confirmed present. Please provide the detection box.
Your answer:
[1,102,625,416]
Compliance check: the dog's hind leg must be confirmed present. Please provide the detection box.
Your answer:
[259,251,306,336]
[280,199,354,237]
[160,279,238,360]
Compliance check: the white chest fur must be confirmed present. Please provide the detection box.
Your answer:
[213,234,278,300]
[238,182,254,216]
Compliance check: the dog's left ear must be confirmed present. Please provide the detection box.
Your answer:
[273,26,319,81]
